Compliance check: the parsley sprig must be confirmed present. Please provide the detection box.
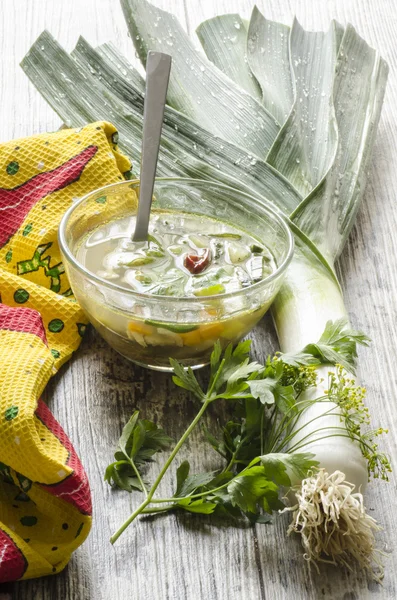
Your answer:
[106,320,389,544]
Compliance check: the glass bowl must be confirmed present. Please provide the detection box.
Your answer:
[59,178,293,371]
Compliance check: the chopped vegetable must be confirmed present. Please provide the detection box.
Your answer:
[144,320,198,334]
[188,234,208,248]
[146,234,165,257]
[226,242,250,264]
[248,255,265,282]
[250,243,264,254]
[235,266,251,288]
[208,233,242,239]
[184,248,212,275]
[147,234,162,247]
[126,256,154,267]
[212,240,224,260]
[135,272,153,284]
[168,245,183,256]
[146,248,164,258]
[193,283,225,296]
[178,329,202,346]
[127,321,154,336]
[197,322,224,340]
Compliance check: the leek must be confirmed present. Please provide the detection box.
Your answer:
[21,0,390,578]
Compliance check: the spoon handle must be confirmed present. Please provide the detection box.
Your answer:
[132,51,172,242]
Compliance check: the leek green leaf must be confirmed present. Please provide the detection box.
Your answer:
[22,32,301,214]
[196,14,262,100]
[266,19,339,196]
[247,7,293,124]
[96,41,145,92]
[120,0,280,157]
[291,25,389,259]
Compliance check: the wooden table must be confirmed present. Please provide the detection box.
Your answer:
[1,0,396,598]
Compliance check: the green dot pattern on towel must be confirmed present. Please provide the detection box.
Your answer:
[14,289,30,304]
[20,516,38,527]
[22,223,33,236]
[6,161,19,175]
[48,319,64,333]
[5,406,19,421]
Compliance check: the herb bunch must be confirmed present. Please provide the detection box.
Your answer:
[106,320,389,544]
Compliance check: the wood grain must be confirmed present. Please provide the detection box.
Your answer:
[1,0,396,598]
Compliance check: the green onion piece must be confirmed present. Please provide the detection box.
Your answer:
[188,234,208,248]
[208,233,242,239]
[126,256,154,267]
[146,249,165,258]
[135,273,153,284]
[147,234,163,247]
[144,320,199,333]
[193,284,225,297]
[168,246,183,256]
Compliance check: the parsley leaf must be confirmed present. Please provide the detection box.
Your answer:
[105,411,172,492]
[209,340,222,386]
[176,498,217,514]
[274,385,295,414]
[279,351,320,367]
[104,461,143,493]
[302,318,370,374]
[170,360,205,400]
[227,466,283,514]
[174,460,218,497]
[213,340,252,392]
[258,453,319,487]
[248,379,276,405]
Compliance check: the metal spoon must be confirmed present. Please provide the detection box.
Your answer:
[132,51,172,242]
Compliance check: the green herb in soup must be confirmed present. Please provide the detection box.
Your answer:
[78,211,276,297]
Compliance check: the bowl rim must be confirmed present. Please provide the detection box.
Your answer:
[58,177,294,303]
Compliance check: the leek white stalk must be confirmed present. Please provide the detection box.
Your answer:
[272,258,367,489]
[273,260,382,575]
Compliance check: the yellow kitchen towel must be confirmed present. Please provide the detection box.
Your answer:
[0,122,132,582]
